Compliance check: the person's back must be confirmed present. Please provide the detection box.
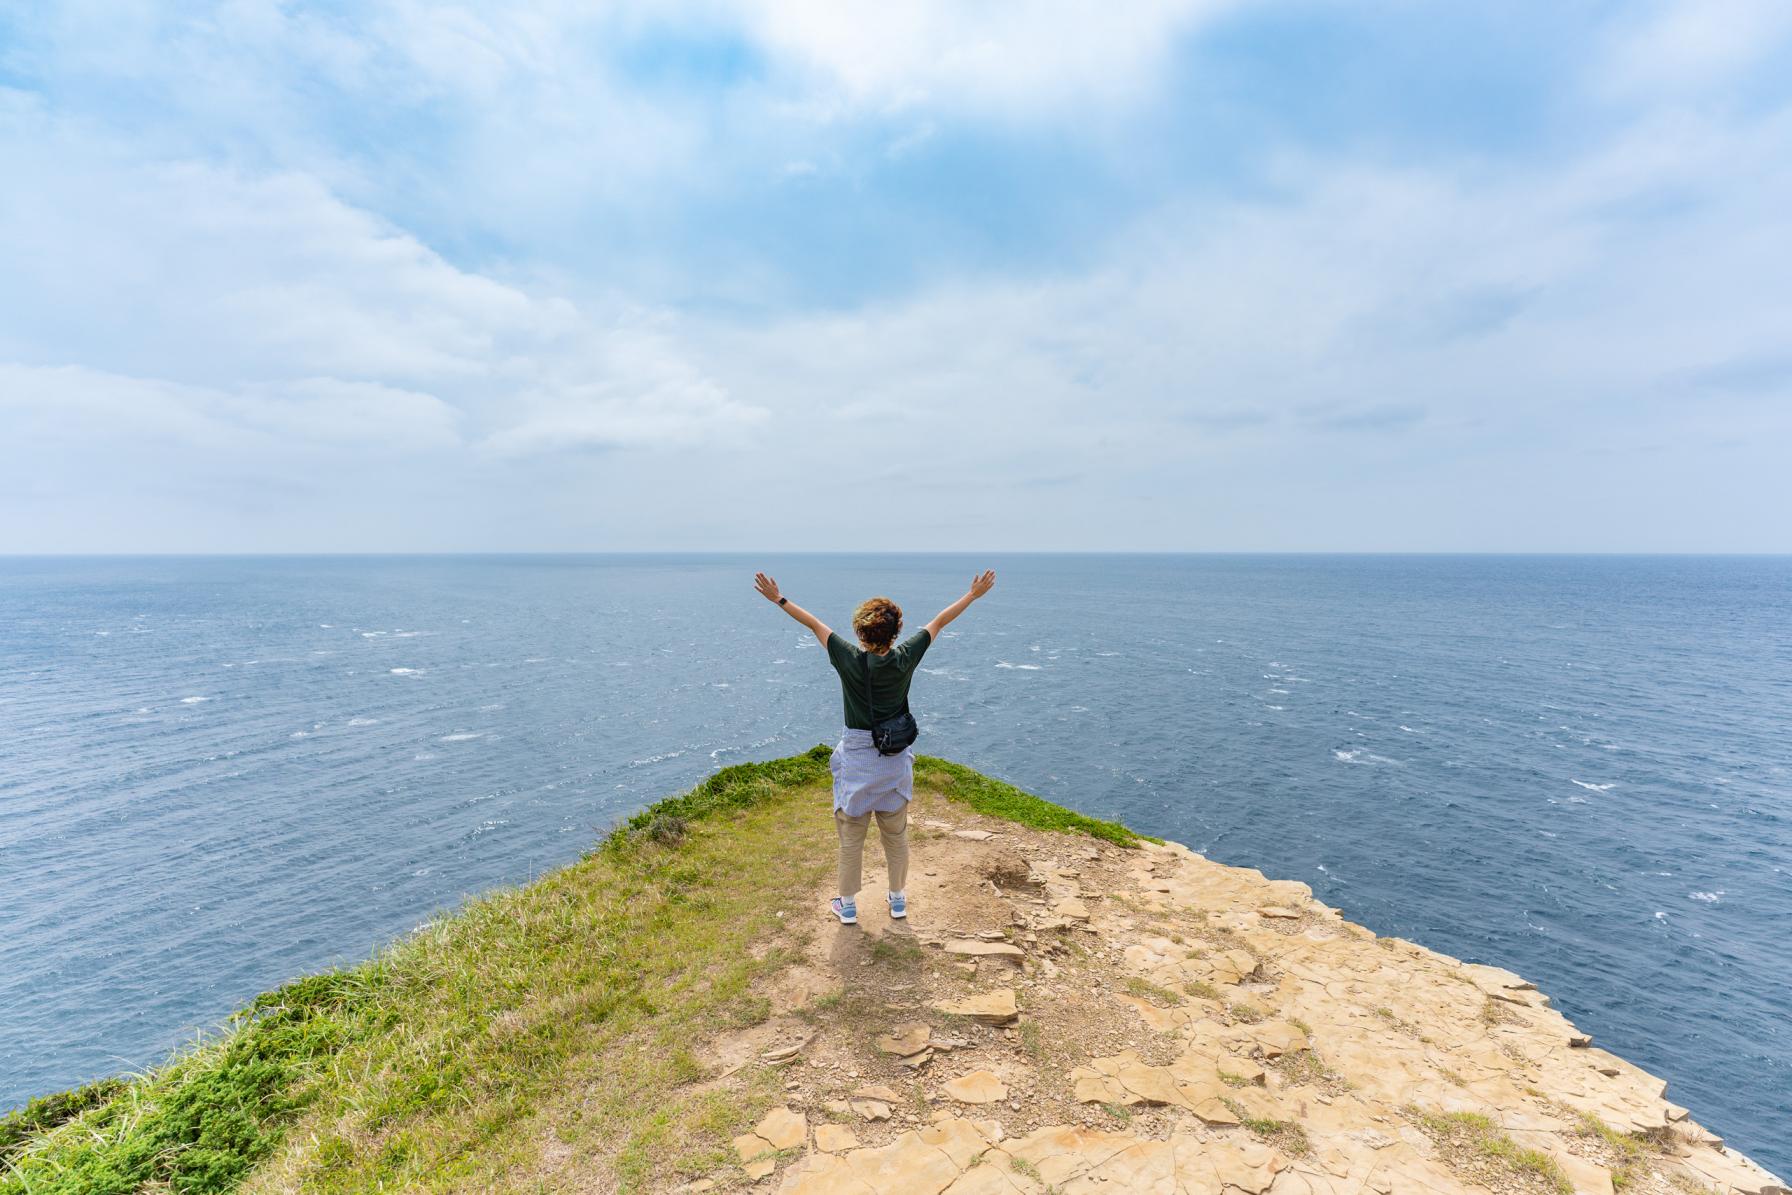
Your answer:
[826,603,930,731]
[754,570,996,925]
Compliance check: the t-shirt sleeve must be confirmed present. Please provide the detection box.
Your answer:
[826,632,858,674]
[895,629,932,673]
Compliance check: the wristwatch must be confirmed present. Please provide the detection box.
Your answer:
[778,596,788,606]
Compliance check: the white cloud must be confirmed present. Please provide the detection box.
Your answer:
[670,97,1792,549]
[2,2,1790,550]
[1600,0,1792,97]
[0,365,463,454]
[0,100,757,465]
[736,0,1237,114]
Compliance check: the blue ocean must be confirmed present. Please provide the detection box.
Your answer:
[2,554,1787,1172]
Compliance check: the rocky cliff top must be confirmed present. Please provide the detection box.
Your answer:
[694,791,1785,1195]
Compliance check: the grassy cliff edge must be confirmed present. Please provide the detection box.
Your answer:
[0,748,1139,1194]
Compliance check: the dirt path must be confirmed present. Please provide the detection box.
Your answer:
[681,787,1784,1195]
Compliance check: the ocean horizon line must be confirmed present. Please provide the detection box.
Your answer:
[4,549,1791,560]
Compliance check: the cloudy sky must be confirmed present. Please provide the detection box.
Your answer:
[3,1,1789,552]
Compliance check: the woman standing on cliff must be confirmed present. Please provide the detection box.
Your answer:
[753,569,997,925]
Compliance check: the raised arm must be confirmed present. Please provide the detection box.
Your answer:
[754,572,833,647]
[924,569,996,641]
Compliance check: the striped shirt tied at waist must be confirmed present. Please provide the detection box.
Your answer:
[831,728,914,817]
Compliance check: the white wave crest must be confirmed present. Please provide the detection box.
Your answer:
[1571,780,1615,792]
[180,696,208,704]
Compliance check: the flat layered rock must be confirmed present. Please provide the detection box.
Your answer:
[941,1070,1008,1104]
[732,1105,806,1161]
[812,1123,860,1153]
[942,938,1024,959]
[933,987,1019,1025]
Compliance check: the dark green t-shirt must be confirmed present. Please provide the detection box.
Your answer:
[827,630,932,730]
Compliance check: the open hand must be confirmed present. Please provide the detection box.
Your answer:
[753,572,783,603]
[968,569,996,600]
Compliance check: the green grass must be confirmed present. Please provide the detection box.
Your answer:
[1221,1100,1312,1156]
[914,755,1150,846]
[2,748,1149,1194]
[1575,1114,1651,1189]
[868,935,924,965]
[1411,1109,1572,1195]
[1122,977,1184,1007]
[0,1079,129,1166]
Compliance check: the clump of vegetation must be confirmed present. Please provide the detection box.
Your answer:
[1576,1114,1652,1189]
[1227,1002,1265,1024]
[1409,1108,1571,1195]
[1018,1020,1044,1061]
[1183,980,1221,1001]
[0,1078,128,1166]
[642,812,689,845]
[1482,995,1520,1026]
[869,935,924,965]
[1223,1100,1312,1156]
[1271,1050,1322,1085]
[1122,977,1184,1007]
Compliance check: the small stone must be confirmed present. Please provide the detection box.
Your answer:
[849,1099,892,1121]
[942,1070,1009,1104]
[953,830,996,841]
[1258,905,1300,919]
[742,1157,775,1180]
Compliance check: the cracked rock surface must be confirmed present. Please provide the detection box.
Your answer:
[685,792,1786,1195]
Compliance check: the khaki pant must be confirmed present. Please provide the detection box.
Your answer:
[836,805,909,900]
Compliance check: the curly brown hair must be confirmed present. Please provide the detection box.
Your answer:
[851,596,902,651]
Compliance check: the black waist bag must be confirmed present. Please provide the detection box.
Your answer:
[862,650,919,756]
